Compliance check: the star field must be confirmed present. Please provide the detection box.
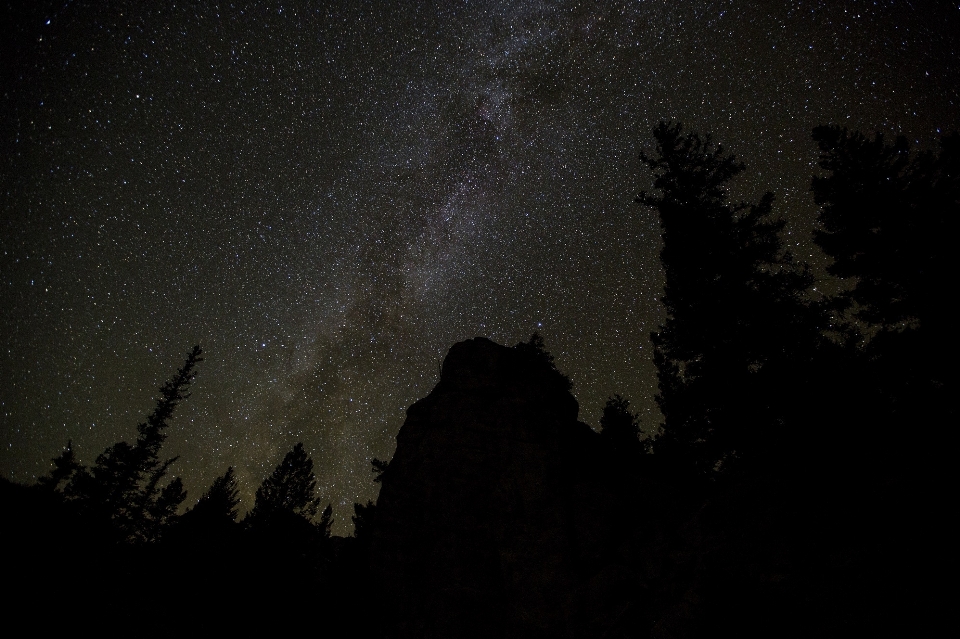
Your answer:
[3,0,958,533]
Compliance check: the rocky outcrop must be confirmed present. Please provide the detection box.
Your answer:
[370,337,631,638]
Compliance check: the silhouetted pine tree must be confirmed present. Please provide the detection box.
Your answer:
[63,345,203,543]
[187,466,241,525]
[246,442,322,524]
[812,126,955,332]
[36,440,80,492]
[317,503,334,539]
[794,125,959,637]
[812,127,955,403]
[637,122,817,477]
[811,125,956,475]
[242,442,334,619]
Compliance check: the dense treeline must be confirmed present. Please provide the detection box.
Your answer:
[2,122,953,635]
[2,346,355,630]
[637,122,952,481]
[607,122,954,636]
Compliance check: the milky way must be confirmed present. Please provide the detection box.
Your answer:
[3,1,958,532]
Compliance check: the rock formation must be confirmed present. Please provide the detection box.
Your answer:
[370,337,636,638]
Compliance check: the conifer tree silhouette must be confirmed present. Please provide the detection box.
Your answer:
[811,125,956,474]
[187,466,241,525]
[63,345,203,542]
[36,440,80,492]
[247,442,323,524]
[637,122,815,476]
[812,126,956,333]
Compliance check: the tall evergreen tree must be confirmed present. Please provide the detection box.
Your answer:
[243,443,333,608]
[812,127,955,401]
[317,503,334,539]
[247,442,323,524]
[808,126,957,630]
[64,345,203,542]
[637,122,816,476]
[811,125,956,466]
[812,126,955,332]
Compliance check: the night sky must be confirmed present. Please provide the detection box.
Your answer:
[3,0,958,533]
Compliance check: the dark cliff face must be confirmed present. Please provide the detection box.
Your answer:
[370,337,623,639]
